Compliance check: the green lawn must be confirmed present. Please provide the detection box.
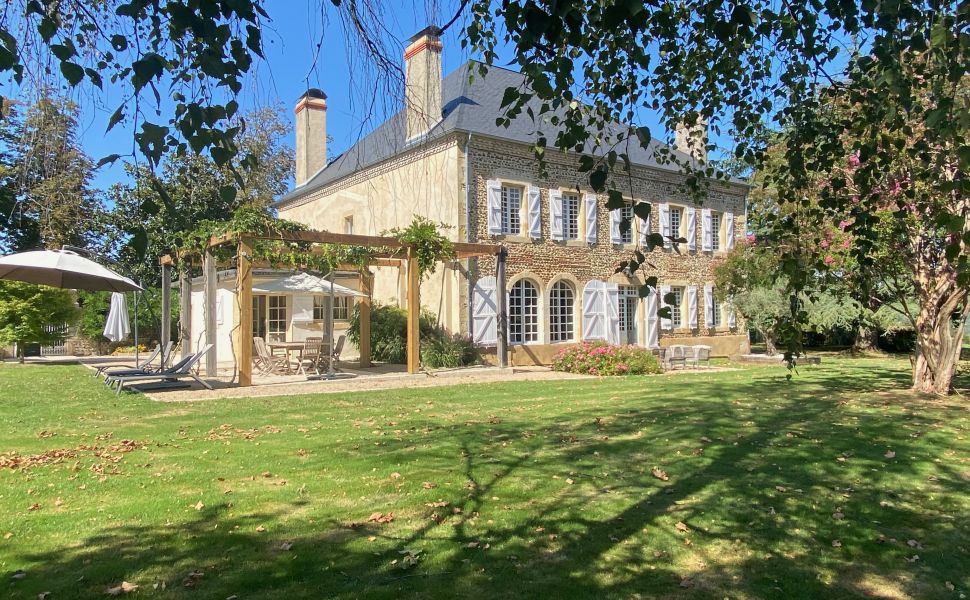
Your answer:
[0,359,967,599]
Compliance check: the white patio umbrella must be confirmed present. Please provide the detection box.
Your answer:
[102,292,131,342]
[0,249,142,292]
[0,248,143,361]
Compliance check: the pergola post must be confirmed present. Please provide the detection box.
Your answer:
[159,256,172,368]
[358,269,373,368]
[496,247,509,369]
[203,249,217,377]
[179,263,192,360]
[406,249,420,374]
[235,237,254,387]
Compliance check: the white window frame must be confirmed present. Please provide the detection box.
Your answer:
[619,205,634,244]
[711,211,722,251]
[501,184,523,235]
[562,193,580,241]
[267,295,287,342]
[509,279,540,344]
[549,280,576,343]
[669,206,683,241]
[669,286,684,329]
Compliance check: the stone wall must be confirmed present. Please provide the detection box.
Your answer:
[464,136,751,361]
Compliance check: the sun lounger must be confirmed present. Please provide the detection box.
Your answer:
[95,342,172,378]
[109,345,213,395]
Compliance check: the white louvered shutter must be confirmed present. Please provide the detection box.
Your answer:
[645,288,659,348]
[604,282,621,344]
[702,208,713,251]
[291,296,315,323]
[582,280,605,340]
[727,307,737,329]
[659,284,672,330]
[686,207,697,251]
[472,276,498,345]
[486,179,502,235]
[687,286,698,329]
[527,185,542,240]
[610,208,623,244]
[639,210,651,247]
[659,203,671,248]
[549,189,564,241]
[704,284,714,328]
[724,211,735,250]
[584,193,598,244]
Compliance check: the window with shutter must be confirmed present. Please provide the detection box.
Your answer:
[549,189,564,241]
[645,288,659,348]
[486,180,502,235]
[669,286,684,328]
[703,284,714,328]
[563,193,580,240]
[659,203,671,248]
[582,280,605,340]
[501,185,522,235]
[725,212,735,250]
[711,212,721,251]
[620,206,634,243]
[659,284,672,330]
[604,282,621,345]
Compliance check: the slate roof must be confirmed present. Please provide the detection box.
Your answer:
[277,61,735,207]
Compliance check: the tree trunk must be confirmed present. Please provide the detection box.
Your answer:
[764,333,778,356]
[912,303,968,394]
[853,323,880,353]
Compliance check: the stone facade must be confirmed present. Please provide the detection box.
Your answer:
[461,136,750,363]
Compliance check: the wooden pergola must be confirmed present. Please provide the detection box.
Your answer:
[162,229,506,387]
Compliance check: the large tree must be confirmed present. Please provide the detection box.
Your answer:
[0,95,102,252]
[0,280,77,361]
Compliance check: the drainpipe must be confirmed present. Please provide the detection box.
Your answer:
[463,132,475,338]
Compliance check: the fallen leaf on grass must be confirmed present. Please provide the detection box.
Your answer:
[832,511,845,520]
[884,450,896,459]
[465,542,480,549]
[905,554,920,563]
[12,569,26,580]
[389,472,402,479]
[832,540,842,547]
[4,532,14,539]
[194,501,205,511]
[906,539,923,549]
[680,577,693,588]
[367,512,394,524]
[255,525,266,533]
[27,503,41,511]
[675,521,689,532]
[651,468,669,481]
[105,581,138,595]
[422,481,437,489]
[425,501,448,508]
[38,592,51,599]
[945,582,955,591]
[565,478,574,485]
[279,541,293,551]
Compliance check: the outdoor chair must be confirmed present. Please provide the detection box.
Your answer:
[686,345,712,368]
[108,345,214,395]
[652,347,668,370]
[253,337,288,375]
[95,342,170,379]
[331,335,345,364]
[668,345,687,370]
[297,337,325,375]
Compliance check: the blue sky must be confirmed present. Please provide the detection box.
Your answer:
[79,1,479,191]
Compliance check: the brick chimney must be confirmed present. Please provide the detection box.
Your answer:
[294,88,327,186]
[674,115,708,163]
[404,26,443,140]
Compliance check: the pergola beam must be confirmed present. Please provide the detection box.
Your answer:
[207,230,500,259]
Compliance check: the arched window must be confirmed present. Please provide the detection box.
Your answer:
[509,279,539,344]
[549,280,575,342]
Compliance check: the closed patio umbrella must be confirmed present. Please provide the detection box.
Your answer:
[102,292,130,342]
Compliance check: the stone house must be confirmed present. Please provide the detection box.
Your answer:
[275,26,750,365]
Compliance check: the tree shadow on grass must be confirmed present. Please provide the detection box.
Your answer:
[8,362,968,599]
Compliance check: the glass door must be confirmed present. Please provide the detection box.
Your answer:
[252,295,267,340]
[267,295,287,342]
[618,286,639,345]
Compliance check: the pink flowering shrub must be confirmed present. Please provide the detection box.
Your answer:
[552,341,661,376]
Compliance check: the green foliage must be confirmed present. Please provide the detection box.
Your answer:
[76,289,178,350]
[0,281,77,354]
[421,333,479,369]
[2,1,268,171]
[383,216,456,279]
[347,302,477,368]
[0,94,102,253]
[552,341,661,376]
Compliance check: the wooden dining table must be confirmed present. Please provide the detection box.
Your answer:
[267,340,330,374]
